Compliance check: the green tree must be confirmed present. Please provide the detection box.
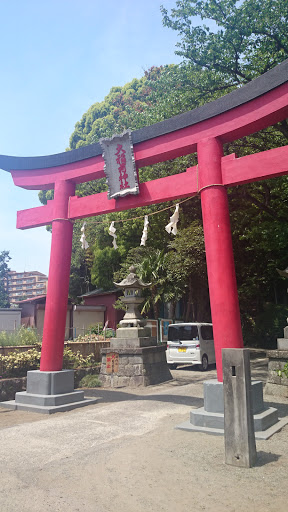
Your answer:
[0,251,11,308]
[161,1,288,79]
[167,222,210,321]
[160,0,288,342]
[91,246,123,291]
[40,0,288,342]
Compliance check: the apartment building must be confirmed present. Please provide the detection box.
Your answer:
[7,271,48,303]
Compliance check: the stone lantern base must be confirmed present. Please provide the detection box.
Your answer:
[100,327,172,387]
[265,326,288,397]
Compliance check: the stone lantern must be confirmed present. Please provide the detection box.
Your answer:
[99,265,172,387]
[114,265,150,328]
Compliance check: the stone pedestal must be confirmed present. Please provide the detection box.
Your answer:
[265,325,288,397]
[266,349,288,397]
[0,370,99,414]
[177,379,288,440]
[100,326,172,387]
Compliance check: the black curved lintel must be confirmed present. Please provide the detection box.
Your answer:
[1,59,288,172]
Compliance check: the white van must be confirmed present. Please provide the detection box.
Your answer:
[166,322,215,370]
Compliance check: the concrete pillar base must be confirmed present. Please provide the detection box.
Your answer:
[0,370,99,414]
[176,379,288,440]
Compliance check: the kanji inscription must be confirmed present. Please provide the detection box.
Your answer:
[106,352,119,374]
[100,130,139,199]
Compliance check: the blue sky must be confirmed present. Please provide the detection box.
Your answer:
[0,0,183,275]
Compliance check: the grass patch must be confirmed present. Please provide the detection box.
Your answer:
[78,374,102,388]
[0,326,41,347]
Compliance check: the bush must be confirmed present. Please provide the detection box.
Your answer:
[0,347,98,379]
[72,332,103,343]
[89,323,103,335]
[0,348,41,378]
[62,348,97,369]
[0,326,41,347]
[78,374,102,388]
[242,303,288,348]
[275,361,288,379]
[88,324,116,338]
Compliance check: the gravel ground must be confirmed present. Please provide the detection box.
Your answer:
[0,358,287,512]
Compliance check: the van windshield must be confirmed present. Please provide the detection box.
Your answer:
[168,325,198,342]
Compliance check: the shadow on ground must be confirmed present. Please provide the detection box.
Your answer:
[84,388,203,408]
[255,450,281,466]
[264,399,288,418]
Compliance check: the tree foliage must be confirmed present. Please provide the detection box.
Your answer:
[38,0,288,343]
[161,0,288,82]
[159,0,288,342]
[0,251,11,308]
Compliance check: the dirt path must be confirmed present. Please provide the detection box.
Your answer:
[0,359,287,512]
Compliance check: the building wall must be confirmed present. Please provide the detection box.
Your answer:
[19,301,105,341]
[7,271,48,303]
[21,303,36,328]
[0,309,22,332]
[83,293,124,330]
[72,309,105,338]
[36,306,71,340]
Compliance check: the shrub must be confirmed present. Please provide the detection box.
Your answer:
[62,348,97,369]
[89,323,103,335]
[242,303,287,348]
[0,326,41,347]
[78,374,102,388]
[0,347,98,379]
[275,361,288,379]
[88,324,115,338]
[72,328,115,344]
[72,333,103,343]
[0,348,41,378]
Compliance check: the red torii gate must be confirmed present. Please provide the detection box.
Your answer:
[1,59,288,382]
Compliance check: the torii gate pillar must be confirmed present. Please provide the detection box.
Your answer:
[40,180,75,372]
[1,58,288,417]
[198,138,243,381]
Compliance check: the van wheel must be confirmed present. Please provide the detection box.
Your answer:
[200,354,209,371]
[169,364,178,370]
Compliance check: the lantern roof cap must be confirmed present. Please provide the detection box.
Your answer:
[114,265,151,289]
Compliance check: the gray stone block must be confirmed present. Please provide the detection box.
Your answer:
[267,349,288,358]
[253,407,278,431]
[110,337,156,348]
[265,382,288,398]
[128,356,143,364]
[188,402,279,437]
[116,327,151,339]
[204,380,224,413]
[277,338,288,350]
[129,376,145,387]
[0,369,100,415]
[203,379,264,414]
[26,370,74,395]
[190,407,224,429]
[116,376,131,387]
[176,417,288,440]
[0,398,99,414]
[119,356,129,366]
[15,390,85,407]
